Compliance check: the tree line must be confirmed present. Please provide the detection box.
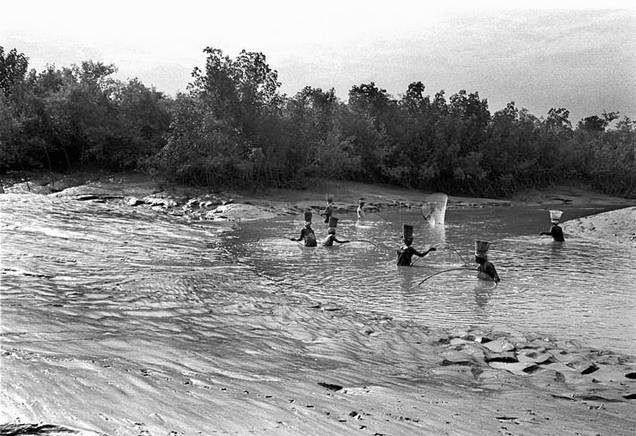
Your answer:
[1,46,634,197]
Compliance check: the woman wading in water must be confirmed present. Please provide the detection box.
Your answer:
[290,211,318,247]
[474,240,500,283]
[540,209,565,242]
[396,224,436,266]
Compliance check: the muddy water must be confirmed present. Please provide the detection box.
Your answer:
[239,206,635,355]
[0,193,634,433]
[2,196,634,355]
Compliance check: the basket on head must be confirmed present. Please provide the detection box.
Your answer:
[474,240,490,257]
[328,216,338,228]
[549,210,563,224]
[304,211,313,222]
[326,194,333,203]
[403,224,414,239]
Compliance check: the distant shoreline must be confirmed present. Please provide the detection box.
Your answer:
[2,171,635,239]
[2,170,633,207]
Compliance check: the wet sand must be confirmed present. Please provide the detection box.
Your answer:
[562,206,636,248]
[1,174,635,435]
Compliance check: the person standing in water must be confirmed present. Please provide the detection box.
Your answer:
[396,224,436,266]
[321,196,334,224]
[540,209,565,242]
[290,211,318,247]
[356,198,365,220]
[322,217,350,247]
[474,240,501,282]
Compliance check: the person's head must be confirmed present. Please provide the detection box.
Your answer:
[403,236,413,246]
[358,198,365,206]
[328,228,336,235]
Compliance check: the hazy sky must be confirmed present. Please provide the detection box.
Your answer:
[2,1,635,123]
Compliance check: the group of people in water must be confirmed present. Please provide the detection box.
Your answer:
[289,197,350,247]
[290,196,566,284]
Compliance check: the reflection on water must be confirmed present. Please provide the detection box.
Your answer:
[238,206,636,354]
[1,194,634,354]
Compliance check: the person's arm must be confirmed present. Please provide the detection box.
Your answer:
[414,247,437,257]
[539,231,551,236]
[290,228,305,241]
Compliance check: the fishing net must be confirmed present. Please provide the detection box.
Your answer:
[421,193,448,226]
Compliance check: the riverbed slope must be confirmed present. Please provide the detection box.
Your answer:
[1,173,635,435]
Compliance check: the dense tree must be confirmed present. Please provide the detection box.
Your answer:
[0,47,171,172]
[0,47,29,96]
[1,45,634,197]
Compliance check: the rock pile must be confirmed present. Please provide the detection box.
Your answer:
[431,327,635,403]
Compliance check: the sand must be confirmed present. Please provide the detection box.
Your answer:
[563,206,636,248]
[1,174,635,435]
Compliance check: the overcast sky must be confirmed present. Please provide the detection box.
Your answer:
[2,1,635,123]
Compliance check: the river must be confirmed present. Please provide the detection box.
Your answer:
[1,192,635,434]
[1,194,634,359]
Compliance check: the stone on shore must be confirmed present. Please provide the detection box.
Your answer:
[206,203,277,221]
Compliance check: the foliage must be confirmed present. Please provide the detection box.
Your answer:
[0,48,171,172]
[1,45,634,197]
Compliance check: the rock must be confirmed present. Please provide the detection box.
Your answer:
[483,337,515,353]
[489,361,540,376]
[143,196,177,208]
[318,382,343,391]
[449,328,469,338]
[207,203,277,221]
[441,350,482,366]
[541,361,578,375]
[450,338,472,346]
[126,196,143,206]
[531,369,567,388]
[580,363,600,375]
[456,343,487,363]
[484,351,518,363]
[550,352,600,375]
[184,195,223,211]
[517,350,556,365]
[50,185,120,200]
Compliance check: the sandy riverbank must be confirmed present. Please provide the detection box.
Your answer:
[562,206,636,248]
[2,173,634,221]
[1,173,635,435]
